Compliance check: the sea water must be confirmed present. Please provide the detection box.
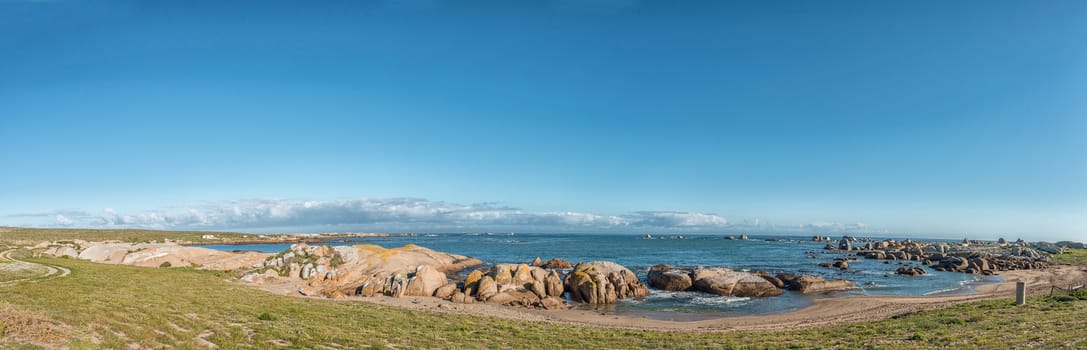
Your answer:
[198,233,992,319]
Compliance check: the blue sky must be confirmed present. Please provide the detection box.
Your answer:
[1,0,1084,240]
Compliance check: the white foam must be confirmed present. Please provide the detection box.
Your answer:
[644,290,751,305]
[690,295,751,306]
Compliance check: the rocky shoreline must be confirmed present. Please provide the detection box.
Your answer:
[33,235,1082,313]
[820,236,1060,276]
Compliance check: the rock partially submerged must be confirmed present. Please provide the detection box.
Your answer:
[851,239,1052,274]
[691,268,783,297]
[780,274,856,294]
[648,265,783,297]
[647,264,693,291]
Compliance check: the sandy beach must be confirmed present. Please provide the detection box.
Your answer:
[322,265,1087,332]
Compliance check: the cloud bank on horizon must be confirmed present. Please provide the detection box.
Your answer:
[5,198,875,235]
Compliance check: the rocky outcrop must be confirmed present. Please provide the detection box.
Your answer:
[42,242,270,270]
[785,275,856,294]
[646,266,785,297]
[852,239,1051,275]
[448,263,568,309]
[564,261,649,304]
[251,243,483,297]
[647,264,694,291]
[1032,242,1065,255]
[1056,241,1087,250]
[691,268,783,297]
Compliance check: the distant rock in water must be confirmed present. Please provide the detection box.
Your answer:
[535,258,573,269]
[850,239,1053,274]
[896,266,926,276]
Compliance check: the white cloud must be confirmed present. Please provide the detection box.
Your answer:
[802,222,875,233]
[27,198,737,232]
[625,211,728,227]
[8,198,888,235]
[55,214,72,225]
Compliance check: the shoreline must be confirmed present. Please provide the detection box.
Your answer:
[283,265,1085,332]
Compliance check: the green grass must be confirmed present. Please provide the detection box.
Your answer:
[2,256,1086,349]
[1050,248,1087,265]
[0,227,247,245]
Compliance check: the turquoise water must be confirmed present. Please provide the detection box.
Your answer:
[199,233,992,319]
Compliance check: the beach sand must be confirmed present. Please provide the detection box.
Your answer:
[301,265,1087,332]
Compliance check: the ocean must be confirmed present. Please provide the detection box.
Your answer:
[198,233,995,320]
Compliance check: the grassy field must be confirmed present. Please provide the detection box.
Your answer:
[1,255,1085,349]
[0,227,248,245]
[1050,248,1087,265]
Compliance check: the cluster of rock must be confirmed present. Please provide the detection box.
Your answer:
[442,263,568,309]
[822,237,1053,276]
[244,243,484,297]
[818,258,851,270]
[648,265,855,296]
[530,257,573,269]
[564,261,650,304]
[896,266,926,276]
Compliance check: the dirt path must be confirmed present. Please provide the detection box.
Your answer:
[0,249,71,288]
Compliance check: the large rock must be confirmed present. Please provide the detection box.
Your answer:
[463,269,484,296]
[476,276,498,301]
[434,283,458,299]
[491,264,515,286]
[690,267,734,282]
[45,246,80,259]
[1056,241,1086,249]
[564,261,649,304]
[1032,242,1065,255]
[544,270,564,297]
[788,275,856,294]
[647,264,693,291]
[402,265,447,297]
[692,270,783,297]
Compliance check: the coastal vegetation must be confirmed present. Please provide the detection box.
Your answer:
[0,250,1084,349]
[0,227,246,245]
[1050,248,1087,266]
[2,228,1085,349]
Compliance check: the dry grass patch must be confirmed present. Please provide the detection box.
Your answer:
[0,303,71,347]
